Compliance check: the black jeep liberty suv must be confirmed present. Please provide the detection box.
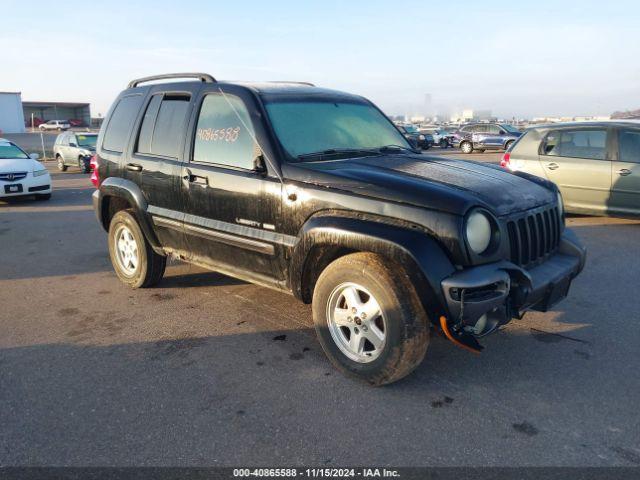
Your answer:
[92,73,586,385]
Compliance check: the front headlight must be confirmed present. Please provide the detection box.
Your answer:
[33,168,49,177]
[557,191,564,218]
[418,134,425,140]
[465,210,493,254]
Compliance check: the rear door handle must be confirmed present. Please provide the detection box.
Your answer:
[618,168,632,176]
[126,163,143,172]
[547,162,559,170]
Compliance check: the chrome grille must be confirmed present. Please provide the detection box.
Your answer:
[507,205,562,267]
[0,172,27,181]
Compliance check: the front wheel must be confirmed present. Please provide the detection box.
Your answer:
[312,253,430,386]
[108,209,166,288]
[460,141,473,154]
[57,156,67,172]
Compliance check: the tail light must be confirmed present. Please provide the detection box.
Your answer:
[90,155,100,187]
[500,152,511,169]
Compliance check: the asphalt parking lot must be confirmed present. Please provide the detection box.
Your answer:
[1,156,639,467]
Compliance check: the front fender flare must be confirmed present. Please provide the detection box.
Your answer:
[290,215,457,319]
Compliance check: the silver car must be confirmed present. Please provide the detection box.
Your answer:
[502,121,640,217]
[39,119,70,131]
[53,132,98,173]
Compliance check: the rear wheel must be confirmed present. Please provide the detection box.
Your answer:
[460,141,473,154]
[108,209,166,288]
[312,253,430,386]
[78,157,89,173]
[56,156,67,172]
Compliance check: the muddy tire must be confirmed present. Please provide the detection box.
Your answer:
[108,209,166,288]
[312,252,430,386]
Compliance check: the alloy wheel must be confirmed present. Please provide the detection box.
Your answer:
[326,282,386,363]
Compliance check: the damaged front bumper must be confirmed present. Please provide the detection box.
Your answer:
[440,229,586,344]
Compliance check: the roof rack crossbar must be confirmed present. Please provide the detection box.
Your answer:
[127,73,216,89]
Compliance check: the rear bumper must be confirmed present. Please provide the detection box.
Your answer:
[440,229,586,335]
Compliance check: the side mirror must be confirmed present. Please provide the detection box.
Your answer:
[70,142,78,147]
[253,155,267,176]
[29,153,40,160]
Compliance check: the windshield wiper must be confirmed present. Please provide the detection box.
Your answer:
[377,144,421,154]
[296,148,382,161]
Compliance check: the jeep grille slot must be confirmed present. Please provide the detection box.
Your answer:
[507,206,561,267]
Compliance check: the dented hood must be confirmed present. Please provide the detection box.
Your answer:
[285,154,556,216]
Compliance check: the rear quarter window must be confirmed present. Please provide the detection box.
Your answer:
[510,129,543,156]
[102,94,143,153]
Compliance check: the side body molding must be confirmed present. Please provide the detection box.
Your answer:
[95,177,162,252]
[289,215,457,319]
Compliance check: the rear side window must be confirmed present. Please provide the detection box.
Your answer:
[102,95,143,153]
[543,129,607,160]
[192,93,257,170]
[618,129,640,163]
[136,94,190,158]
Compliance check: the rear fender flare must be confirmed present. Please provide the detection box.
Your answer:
[290,215,456,320]
[97,177,162,251]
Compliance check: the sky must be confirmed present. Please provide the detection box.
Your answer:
[2,0,639,119]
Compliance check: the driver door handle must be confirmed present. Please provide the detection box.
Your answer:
[126,163,143,172]
[547,162,559,170]
[183,172,208,186]
[618,168,632,176]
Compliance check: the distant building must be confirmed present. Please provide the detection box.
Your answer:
[23,101,91,128]
[611,109,640,120]
[0,92,26,134]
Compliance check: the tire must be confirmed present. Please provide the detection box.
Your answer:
[56,156,67,172]
[35,193,51,201]
[439,139,448,148]
[78,157,89,173]
[460,141,473,154]
[108,209,166,288]
[312,252,430,386]
[505,140,515,151]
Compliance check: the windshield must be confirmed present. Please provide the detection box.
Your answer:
[501,124,521,134]
[402,125,418,134]
[76,134,98,148]
[264,100,411,160]
[0,142,29,160]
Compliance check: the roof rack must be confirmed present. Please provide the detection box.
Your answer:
[268,81,315,87]
[127,73,216,89]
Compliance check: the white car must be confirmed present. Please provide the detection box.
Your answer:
[39,120,70,131]
[0,139,52,200]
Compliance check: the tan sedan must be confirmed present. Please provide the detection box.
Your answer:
[501,121,640,217]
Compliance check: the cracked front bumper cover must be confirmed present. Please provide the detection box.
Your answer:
[440,229,586,335]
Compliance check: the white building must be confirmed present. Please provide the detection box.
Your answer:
[0,92,26,134]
